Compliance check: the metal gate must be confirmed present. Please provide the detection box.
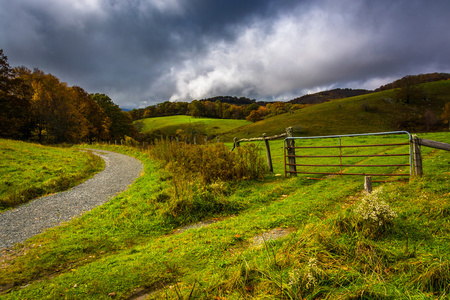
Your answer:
[284,131,412,178]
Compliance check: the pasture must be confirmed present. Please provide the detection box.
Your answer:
[135,115,251,139]
[1,131,449,299]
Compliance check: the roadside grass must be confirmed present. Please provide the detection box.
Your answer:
[0,132,448,299]
[0,139,104,212]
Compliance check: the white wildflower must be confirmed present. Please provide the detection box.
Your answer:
[305,257,318,289]
[288,269,301,286]
[355,187,397,227]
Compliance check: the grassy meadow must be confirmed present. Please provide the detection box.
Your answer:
[1,130,449,299]
[135,115,251,139]
[0,140,104,212]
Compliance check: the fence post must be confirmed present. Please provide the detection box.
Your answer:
[364,176,372,193]
[262,133,273,172]
[286,127,297,176]
[412,135,423,176]
[234,137,240,148]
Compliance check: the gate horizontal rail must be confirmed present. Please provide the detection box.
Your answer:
[284,131,412,178]
[286,154,409,158]
[293,142,409,149]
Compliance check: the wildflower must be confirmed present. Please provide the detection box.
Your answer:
[305,257,318,289]
[355,188,397,227]
[288,269,301,286]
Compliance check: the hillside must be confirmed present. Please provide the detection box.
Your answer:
[289,88,370,105]
[221,80,450,141]
[134,81,450,143]
[135,115,251,141]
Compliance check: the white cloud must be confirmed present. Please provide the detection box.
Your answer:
[168,1,376,101]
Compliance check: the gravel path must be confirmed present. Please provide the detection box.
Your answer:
[0,149,143,250]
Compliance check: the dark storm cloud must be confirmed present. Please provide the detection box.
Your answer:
[1,0,449,108]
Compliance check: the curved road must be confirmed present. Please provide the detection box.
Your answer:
[0,149,143,250]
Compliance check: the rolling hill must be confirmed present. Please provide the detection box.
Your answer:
[134,80,450,143]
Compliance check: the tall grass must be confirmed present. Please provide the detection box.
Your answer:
[148,141,268,225]
[149,141,267,184]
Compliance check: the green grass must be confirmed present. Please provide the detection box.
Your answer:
[0,139,104,211]
[1,132,448,299]
[135,115,251,139]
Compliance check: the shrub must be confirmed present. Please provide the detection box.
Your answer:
[149,141,268,184]
[148,141,267,224]
[354,188,397,236]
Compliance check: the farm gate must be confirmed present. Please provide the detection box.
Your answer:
[284,131,413,180]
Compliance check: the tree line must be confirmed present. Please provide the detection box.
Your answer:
[0,49,137,144]
[129,99,310,123]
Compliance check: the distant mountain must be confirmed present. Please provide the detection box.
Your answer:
[288,88,371,105]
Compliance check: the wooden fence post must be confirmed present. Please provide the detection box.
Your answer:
[364,176,372,193]
[286,127,297,176]
[262,133,273,172]
[234,137,240,148]
[412,135,423,176]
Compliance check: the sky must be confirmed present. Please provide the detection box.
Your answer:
[1,0,450,109]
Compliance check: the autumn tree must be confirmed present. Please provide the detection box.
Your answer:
[189,100,204,117]
[91,93,137,140]
[15,68,84,143]
[0,50,33,139]
[442,102,450,129]
[266,102,286,115]
[245,103,259,116]
[246,110,262,122]
[395,75,425,104]
[71,86,110,142]
[423,109,437,131]
[215,100,223,118]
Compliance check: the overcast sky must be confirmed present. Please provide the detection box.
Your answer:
[1,0,450,109]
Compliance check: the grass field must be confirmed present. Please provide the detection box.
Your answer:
[0,140,104,212]
[1,131,448,299]
[135,115,251,139]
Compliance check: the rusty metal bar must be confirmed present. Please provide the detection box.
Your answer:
[286,153,410,158]
[289,164,410,167]
[290,171,410,176]
[293,142,409,149]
